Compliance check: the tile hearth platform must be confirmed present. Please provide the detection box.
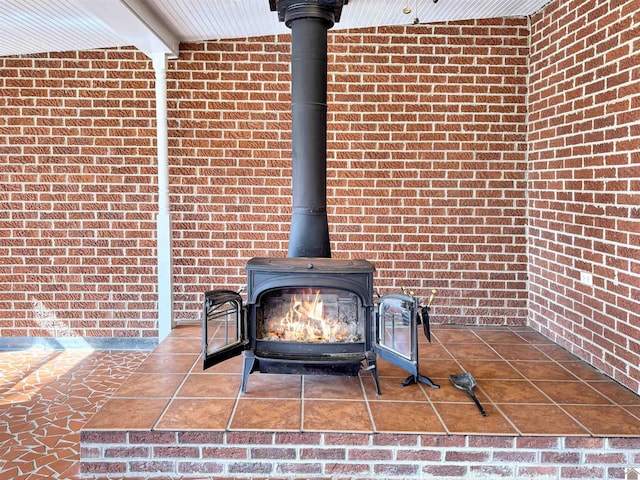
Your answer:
[80,325,640,479]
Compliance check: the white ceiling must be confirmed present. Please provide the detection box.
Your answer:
[0,0,552,59]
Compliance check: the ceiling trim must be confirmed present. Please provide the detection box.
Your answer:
[79,0,179,58]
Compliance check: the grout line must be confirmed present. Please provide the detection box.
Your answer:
[358,369,377,433]
[300,375,305,431]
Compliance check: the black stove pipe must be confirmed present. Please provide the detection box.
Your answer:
[271,1,347,258]
[287,6,331,258]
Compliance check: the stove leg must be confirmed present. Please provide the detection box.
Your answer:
[364,352,381,395]
[401,374,440,389]
[241,352,256,393]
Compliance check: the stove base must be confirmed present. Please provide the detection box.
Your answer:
[241,350,381,394]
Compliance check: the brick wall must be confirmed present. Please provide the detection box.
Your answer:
[0,50,159,341]
[0,18,530,342]
[170,20,530,324]
[527,0,640,393]
[80,430,640,479]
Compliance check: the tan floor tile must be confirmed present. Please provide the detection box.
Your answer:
[242,373,301,398]
[156,398,236,430]
[152,337,201,354]
[84,398,169,430]
[112,372,185,398]
[194,354,243,374]
[515,330,557,344]
[479,379,553,404]
[376,358,415,377]
[491,344,551,361]
[586,381,640,406]
[426,381,490,405]
[473,329,529,344]
[177,373,242,398]
[370,401,445,433]
[534,381,612,405]
[445,343,501,360]
[432,328,483,344]
[562,405,640,436]
[303,399,373,432]
[134,353,198,374]
[434,402,517,435]
[624,405,640,420]
[230,399,301,431]
[418,344,454,359]
[559,361,613,381]
[303,375,364,400]
[363,376,429,402]
[499,404,589,435]
[418,358,463,379]
[534,344,580,362]
[457,360,524,380]
[168,323,201,337]
[509,361,579,381]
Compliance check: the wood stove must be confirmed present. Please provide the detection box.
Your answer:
[201,0,439,394]
[202,257,439,394]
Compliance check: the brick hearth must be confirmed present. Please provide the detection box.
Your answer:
[80,324,640,479]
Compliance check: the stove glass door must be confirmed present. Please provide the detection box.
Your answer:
[375,293,419,375]
[202,289,246,370]
[375,293,440,389]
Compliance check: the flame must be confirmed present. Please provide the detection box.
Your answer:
[261,289,360,343]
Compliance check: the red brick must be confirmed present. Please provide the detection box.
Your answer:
[420,435,466,448]
[323,433,369,446]
[80,461,127,474]
[130,460,174,473]
[225,432,273,445]
[560,466,605,478]
[275,432,322,445]
[152,446,199,458]
[468,436,515,448]
[300,448,346,460]
[324,462,371,475]
[80,432,127,443]
[276,462,322,474]
[372,433,419,446]
[470,465,515,477]
[177,461,224,474]
[250,447,297,460]
[202,447,248,459]
[423,465,468,477]
[104,446,150,458]
[541,452,581,464]
[517,437,561,449]
[396,449,442,461]
[445,450,490,462]
[227,462,273,474]
[347,448,393,461]
[374,463,419,476]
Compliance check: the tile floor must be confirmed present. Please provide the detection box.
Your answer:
[2,325,640,479]
[0,349,146,479]
[86,324,640,437]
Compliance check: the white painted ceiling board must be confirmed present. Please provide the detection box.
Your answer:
[0,0,552,58]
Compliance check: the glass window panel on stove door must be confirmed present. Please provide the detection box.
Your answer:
[202,290,246,370]
[375,293,419,375]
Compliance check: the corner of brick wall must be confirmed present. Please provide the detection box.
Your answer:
[527,0,640,393]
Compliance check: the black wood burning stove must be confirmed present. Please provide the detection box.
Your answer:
[201,0,439,394]
[202,257,439,394]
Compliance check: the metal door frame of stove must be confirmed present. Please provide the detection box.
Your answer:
[375,293,439,389]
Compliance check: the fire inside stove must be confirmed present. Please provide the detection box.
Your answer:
[258,288,364,343]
